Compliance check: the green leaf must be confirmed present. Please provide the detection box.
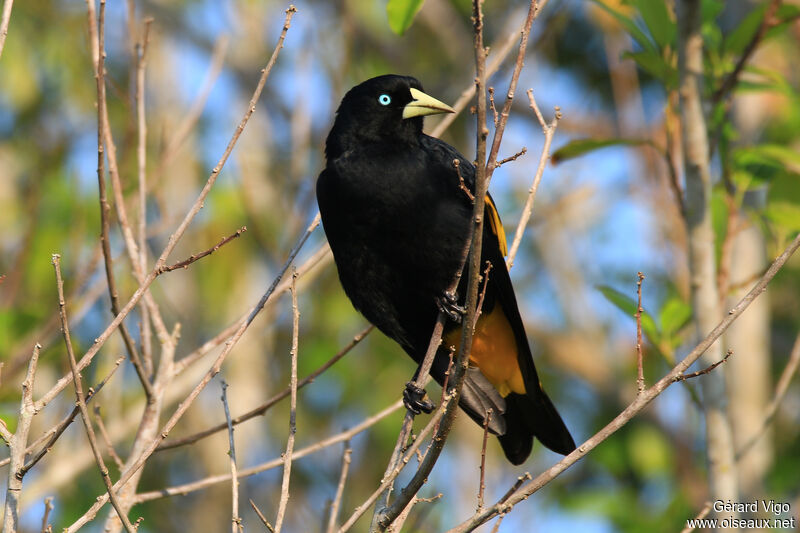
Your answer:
[596,285,660,344]
[723,3,768,57]
[551,138,656,165]
[659,297,692,338]
[589,0,657,54]
[765,202,800,231]
[701,0,725,24]
[623,50,678,87]
[753,144,800,174]
[386,0,425,35]
[631,0,675,50]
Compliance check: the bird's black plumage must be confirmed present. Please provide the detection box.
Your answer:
[317,74,575,464]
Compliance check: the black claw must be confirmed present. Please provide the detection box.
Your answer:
[435,291,466,323]
[403,382,435,414]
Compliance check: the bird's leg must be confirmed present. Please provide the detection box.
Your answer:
[403,382,435,414]
[435,291,466,323]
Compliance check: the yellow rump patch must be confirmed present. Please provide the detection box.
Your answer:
[485,195,508,257]
[442,305,525,397]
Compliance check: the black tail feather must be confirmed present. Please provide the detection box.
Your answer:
[497,391,575,464]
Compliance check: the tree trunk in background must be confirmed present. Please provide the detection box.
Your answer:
[677,0,740,524]
[725,211,772,501]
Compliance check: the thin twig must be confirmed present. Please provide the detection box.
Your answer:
[34,1,296,428]
[485,0,542,178]
[52,254,136,533]
[455,159,475,202]
[274,270,300,533]
[676,350,732,382]
[635,272,645,394]
[473,261,493,327]
[158,226,248,273]
[430,4,543,138]
[171,243,332,376]
[1,343,40,533]
[494,147,527,168]
[488,87,498,127]
[477,409,492,512]
[134,400,404,504]
[89,0,152,398]
[40,497,54,533]
[326,442,352,533]
[445,231,800,532]
[15,357,124,474]
[93,406,125,471]
[136,16,154,378]
[506,90,559,269]
[250,499,276,533]
[339,397,451,532]
[65,210,315,533]
[158,325,371,452]
[221,380,242,533]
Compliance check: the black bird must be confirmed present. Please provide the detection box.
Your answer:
[316,74,575,464]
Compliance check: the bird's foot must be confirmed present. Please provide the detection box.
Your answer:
[435,291,466,323]
[403,382,435,415]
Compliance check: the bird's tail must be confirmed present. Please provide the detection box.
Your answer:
[497,389,575,465]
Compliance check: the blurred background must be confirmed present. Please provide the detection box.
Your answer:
[1,0,799,531]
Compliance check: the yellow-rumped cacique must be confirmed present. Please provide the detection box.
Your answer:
[316,74,575,464]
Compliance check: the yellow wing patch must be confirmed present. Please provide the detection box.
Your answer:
[442,305,525,397]
[485,195,508,257]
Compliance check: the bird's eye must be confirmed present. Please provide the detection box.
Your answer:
[378,94,391,106]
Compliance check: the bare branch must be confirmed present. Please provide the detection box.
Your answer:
[676,350,732,382]
[34,1,296,425]
[1,343,40,533]
[445,231,800,532]
[373,3,498,529]
[485,0,543,177]
[15,357,124,474]
[326,442,352,533]
[506,90,559,269]
[635,272,645,394]
[88,0,152,399]
[52,253,136,533]
[494,147,527,168]
[477,409,492,512]
[136,16,154,377]
[157,226,248,274]
[158,325,371,452]
[65,211,316,533]
[250,499,276,533]
[134,400,404,504]
[93,406,125,471]
[221,380,242,533]
[274,270,300,533]
[40,497,54,533]
[340,397,451,532]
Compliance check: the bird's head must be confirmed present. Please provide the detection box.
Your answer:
[325,74,454,160]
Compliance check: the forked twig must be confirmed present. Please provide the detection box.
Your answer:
[52,254,136,533]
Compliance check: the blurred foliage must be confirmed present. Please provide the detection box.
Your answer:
[0,0,798,532]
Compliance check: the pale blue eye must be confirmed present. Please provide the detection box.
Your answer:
[378,94,391,105]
